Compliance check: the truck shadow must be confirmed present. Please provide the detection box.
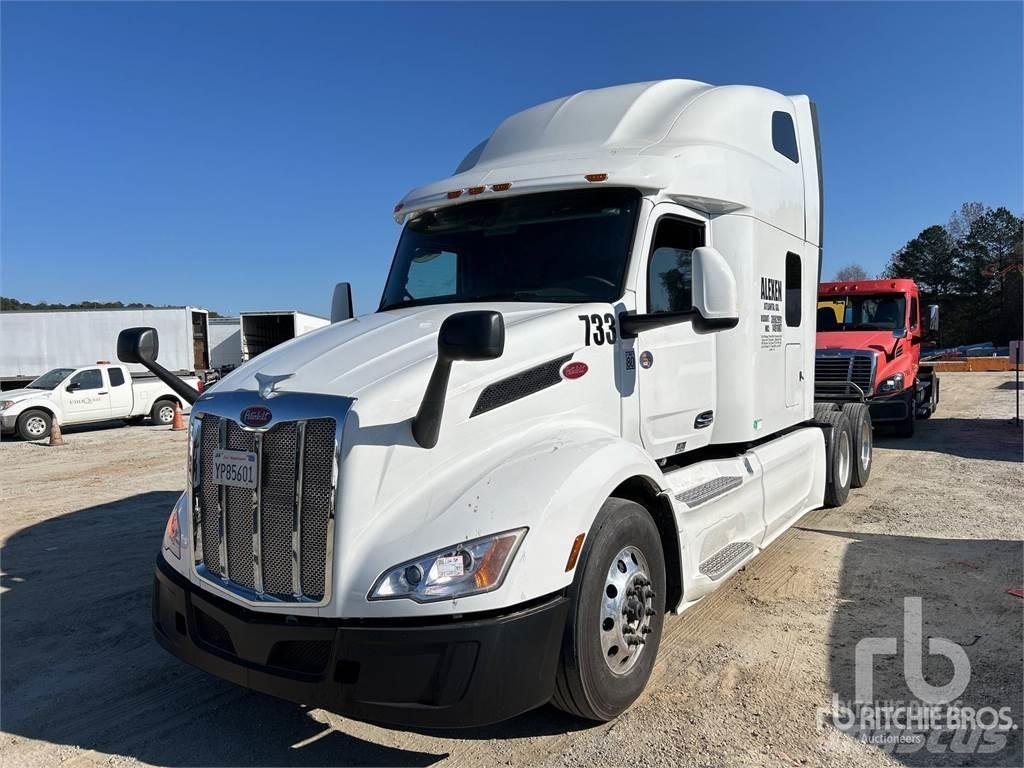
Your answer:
[0,491,590,767]
[807,527,1023,766]
[874,417,1023,462]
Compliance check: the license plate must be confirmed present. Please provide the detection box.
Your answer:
[212,449,258,489]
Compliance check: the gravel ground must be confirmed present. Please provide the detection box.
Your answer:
[1,372,1021,768]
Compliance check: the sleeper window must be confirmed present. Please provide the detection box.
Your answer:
[910,297,919,331]
[772,111,799,163]
[647,217,704,314]
[785,252,801,327]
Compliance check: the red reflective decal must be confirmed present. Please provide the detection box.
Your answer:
[562,362,588,380]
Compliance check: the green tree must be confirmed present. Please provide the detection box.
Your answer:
[883,225,959,294]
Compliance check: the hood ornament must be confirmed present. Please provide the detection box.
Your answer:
[255,372,293,400]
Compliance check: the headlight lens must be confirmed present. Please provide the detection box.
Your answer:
[878,373,905,393]
[368,528,527,603]
[0,400,15,410]
[163,493,187,560]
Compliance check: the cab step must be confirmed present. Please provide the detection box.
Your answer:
[698,541,755,580]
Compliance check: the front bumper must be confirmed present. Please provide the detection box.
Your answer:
[153,554,569,728]
[866,389,912,422]
[1,412,18,433]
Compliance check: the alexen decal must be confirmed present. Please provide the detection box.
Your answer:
[761,276,782,303]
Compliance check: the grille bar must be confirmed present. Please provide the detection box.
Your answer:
[217,419,229,579]
[252,432,263,593]
[292,421,306,598]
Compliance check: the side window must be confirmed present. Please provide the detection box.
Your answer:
[647,217,704,314]
[785,252,801,327]
[406,248,457,299]
[909,297,919,331]
[108,368,126,387]
[69,369,103,390]
[772,111,799,164]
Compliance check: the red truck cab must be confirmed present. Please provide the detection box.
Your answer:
[815,278,939,437]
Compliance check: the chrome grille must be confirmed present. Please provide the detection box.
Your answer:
[815,353,875,394]
[192,413,337,602]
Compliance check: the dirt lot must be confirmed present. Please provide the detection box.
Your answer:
[2,372,1022,768]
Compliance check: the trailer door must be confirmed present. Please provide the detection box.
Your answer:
[191,312,209,370]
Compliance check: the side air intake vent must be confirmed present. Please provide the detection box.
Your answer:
[471,355,572,417]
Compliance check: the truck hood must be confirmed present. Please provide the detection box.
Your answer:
[817,330,900,356]
[214,302,591,410]
[0,388,50,403]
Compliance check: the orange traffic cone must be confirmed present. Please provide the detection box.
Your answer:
[170,401,186,431]
[48,419,65,447]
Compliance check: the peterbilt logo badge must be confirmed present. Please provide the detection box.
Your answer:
[240,406,273,427]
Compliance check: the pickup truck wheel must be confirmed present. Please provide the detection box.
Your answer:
[841,403,872,488]
[552,498,666,722]
[820,410,853,507]
[152,400,176,426]
[17,409,52,441]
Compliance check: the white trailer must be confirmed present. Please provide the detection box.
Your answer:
[132,79,871,729]
[0,307,209,390]
[208,317,242,371]
[238,311,329,363]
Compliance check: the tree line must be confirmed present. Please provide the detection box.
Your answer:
[832,203,1023,346]
[0,297,166,311]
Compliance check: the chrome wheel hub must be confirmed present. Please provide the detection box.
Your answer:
[159,406,174,422]
[26,416,47,437]
[600,546,655,675]
[860,420,871,470]
[838,430,851,487]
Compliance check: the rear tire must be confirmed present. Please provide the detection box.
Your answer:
[819,410,853,507]
[151,400,176,426]
[841,403,872,488]
[552,498,666,721]
[17,409,52,441]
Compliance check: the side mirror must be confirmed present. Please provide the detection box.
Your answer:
[412,311,504,449]
[66,382,79,392]
[893,328,908,339]
[691,246,739,324]
[331,282,354,323]
[117,327,199,405]
[620,246,739,336]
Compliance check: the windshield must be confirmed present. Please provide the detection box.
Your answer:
[817,295,906,332]
[28,368,75,390]
[380,188,641,310]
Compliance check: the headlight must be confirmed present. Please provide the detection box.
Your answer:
[163,493,188,560]
[878,373,905,393]
[368,528,527,603]
[0,400,15,410]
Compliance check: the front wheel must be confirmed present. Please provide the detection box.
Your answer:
[552,498,666,721]
[17,409,52,441]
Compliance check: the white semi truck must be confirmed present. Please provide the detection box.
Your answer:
[124,80,872,728]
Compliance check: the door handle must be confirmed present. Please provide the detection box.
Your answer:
[694,410,714,429]
[98,391,108,395]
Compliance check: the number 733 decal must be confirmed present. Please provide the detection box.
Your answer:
[579,313,617,345]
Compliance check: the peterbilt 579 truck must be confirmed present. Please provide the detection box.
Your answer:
[120,79,874,728]
[816,278,939,437]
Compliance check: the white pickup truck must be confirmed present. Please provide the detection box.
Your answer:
[0,363,199,440]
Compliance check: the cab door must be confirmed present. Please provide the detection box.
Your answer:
[634,206,715,460]
[105,366,133,417]
[60,368,112,423]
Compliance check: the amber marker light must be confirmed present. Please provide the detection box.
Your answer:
[474,535,517,588]
[393,203,404,214]
[565,533,586,572]
[584,173,608,183]
[491,182,513,192]
[467,185,486,195]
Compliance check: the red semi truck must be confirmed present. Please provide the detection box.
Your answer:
[815,278,939,437]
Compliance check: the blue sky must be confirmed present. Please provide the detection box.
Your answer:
[2,2,1021,317]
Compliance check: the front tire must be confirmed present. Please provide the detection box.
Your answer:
[17,409,52,441]
[552,498,666,721]
[151,400,176,426]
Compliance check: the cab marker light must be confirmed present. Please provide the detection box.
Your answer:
[565,533,586,572]
[447,190,463,199]
[394,202,404,214]
[467,186,486,195]
[585,173,608,183]
[492,182,513,192]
